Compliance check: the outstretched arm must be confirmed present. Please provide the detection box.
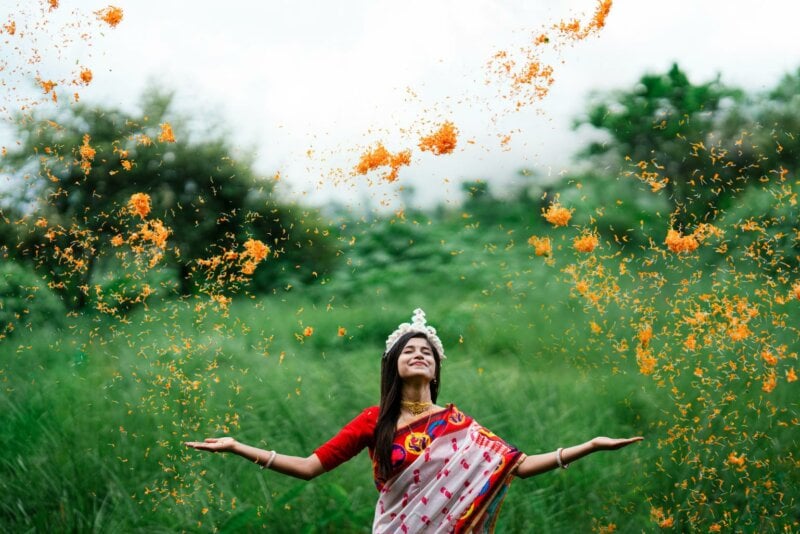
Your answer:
[514,436,643,479]
[184,437,325,481]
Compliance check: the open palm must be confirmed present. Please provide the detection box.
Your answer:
[184,437,236,452]
[592,436,644,450]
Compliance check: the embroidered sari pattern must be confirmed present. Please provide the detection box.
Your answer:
[373,406,523,533]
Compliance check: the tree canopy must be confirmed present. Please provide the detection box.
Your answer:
[1,89,337,308]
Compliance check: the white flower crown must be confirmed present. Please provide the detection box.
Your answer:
[384,308,446,359]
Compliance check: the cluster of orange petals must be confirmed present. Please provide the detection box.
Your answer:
[557,0,613,41]
[727,451,747,469]
[514,61,554,97]
[129,193,152,219]
[573,233,599,253]
[114,147,133,171]
[137,220,170,250]
[98,195,171,269]
[303,326,314,337]
[78,68,93,85]
[96,6,123,27]
[664,223,722,253]
[636,346,657,375]
[196,238,270,278]
[527,235,551,256]
[760,349,778,368]
[36,78,59,103]
[419,121,458,156]
[78,134,96,174]
[240,238,270,275]
[39,78,57,95]
[638,325,653,348]
[650,507,673,529]
[787,368,798,382]
[726,322,750,342]
[762,371,777,393]
[354,142,411,183]
[533,33,549,46]
[337,327,347,337]
[664,229,699,253]
[158,123,176,143]
[592,0,614,29]
[635,325,656,375]
[683,333,696,351]
[489,51,555,106]
[210,294,231,310]
[543,202,573,227]
[243,238,269,263]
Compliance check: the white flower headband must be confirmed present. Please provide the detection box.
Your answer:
[384,308,446,359]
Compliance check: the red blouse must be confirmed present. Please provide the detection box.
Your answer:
[315,405,523,532]
[314,405,484,491]
[314,405,380,471]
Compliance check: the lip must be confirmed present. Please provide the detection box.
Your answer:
[410,361,428,367]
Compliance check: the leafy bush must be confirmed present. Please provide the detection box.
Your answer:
[87,264,178,316]
[0,261,65,338]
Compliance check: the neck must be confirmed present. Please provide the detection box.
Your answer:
[401,381,432,404]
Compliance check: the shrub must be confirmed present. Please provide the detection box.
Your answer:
[0,261,65,338]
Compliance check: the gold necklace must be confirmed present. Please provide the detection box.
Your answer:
[401,400,433,416]
[403,408,435,454]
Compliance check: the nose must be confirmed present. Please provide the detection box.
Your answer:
[411,351,429,362]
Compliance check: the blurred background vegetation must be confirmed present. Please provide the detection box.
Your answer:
[1,64,798,532]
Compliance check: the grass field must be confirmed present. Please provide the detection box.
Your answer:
[2,216,798,532]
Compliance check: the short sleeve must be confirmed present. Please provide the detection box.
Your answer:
[314,406,379,471]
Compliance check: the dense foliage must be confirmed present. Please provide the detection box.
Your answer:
[1,64,798,532]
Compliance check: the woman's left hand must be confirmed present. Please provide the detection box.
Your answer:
[591,436,644,451]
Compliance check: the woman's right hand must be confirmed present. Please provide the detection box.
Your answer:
[184,437,237,453]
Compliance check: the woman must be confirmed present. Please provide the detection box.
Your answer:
[185,308,642,532]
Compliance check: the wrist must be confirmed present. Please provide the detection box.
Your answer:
[555,447,569,469]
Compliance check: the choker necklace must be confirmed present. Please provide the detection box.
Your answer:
[401,400,433,416]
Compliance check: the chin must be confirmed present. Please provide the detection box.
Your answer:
[401,370,433,380]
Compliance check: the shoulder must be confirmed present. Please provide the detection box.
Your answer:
[353,405,380,427]
[445,403,464,415]
[361,405,379,419]
[444,403,474,422]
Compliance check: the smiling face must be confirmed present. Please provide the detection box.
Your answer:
[397,336,437,383]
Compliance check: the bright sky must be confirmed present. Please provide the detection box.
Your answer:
[4,1,800,209]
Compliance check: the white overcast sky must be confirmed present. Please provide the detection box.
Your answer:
[3,1,800,209]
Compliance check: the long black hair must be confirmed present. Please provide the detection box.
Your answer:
[374,331,441,481]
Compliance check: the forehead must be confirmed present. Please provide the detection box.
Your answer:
[402,337,432,350]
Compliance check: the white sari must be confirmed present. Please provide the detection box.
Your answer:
[374,419,524,533]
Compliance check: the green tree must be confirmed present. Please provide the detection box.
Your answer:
[754,67,800,175]
[576,63,745,229]
[1,89,337,307]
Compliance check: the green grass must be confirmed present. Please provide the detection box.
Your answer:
[2,215,798,532]
[0,295,654,532]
